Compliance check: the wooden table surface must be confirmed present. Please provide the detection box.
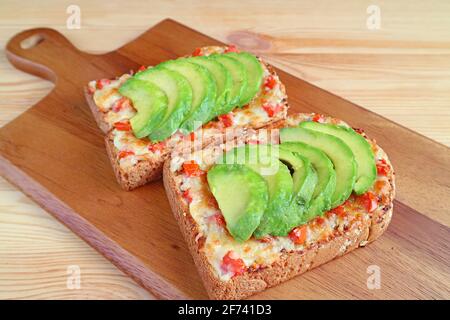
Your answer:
[0,0,449,300]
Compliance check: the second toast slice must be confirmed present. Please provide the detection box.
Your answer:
[85,46,288,190]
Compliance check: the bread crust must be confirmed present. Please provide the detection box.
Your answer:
[84,87,112,134]
[105,132,166,190]
[87,88,165,189]
[162,114,396,300]
[367,160,395,243]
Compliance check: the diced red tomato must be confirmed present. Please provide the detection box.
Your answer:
[182,189,193,204]
[112,97,130,112]
[257,236,273,243]
[118,150,134,159]
[358,192,378,213]
[137,65,146,72]
[225,44,239,53]
[312,114,325,123]
[288,226,307,245]
[96,79,111,90]
[330,205,347,219]
[263,75,277,90]
[218,113,234,128]
[148,141,165,153]
[376,159,390,176]
[189,132,196,141]
[192,47,202,56]
[325,211,333,219]
[315,217,325,225]
[221,251,246,276]
[262,104,283,117]
[353,127,365,135]
[88,85,96,94]
[114,121,131,131]
[182,160,204,177]
[209,212,226,227]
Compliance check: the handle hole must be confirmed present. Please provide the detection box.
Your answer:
[20,34,44,50]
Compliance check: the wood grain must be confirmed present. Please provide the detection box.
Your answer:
[252,201,450,299]
[0,0,449,300]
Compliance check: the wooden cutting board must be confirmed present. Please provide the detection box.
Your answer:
[2,19,449,300]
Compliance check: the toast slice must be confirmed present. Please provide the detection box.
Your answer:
[85,46,288,190]
[163,112,395,300]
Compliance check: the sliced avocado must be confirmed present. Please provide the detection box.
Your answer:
[134,67,192,141]
[278,148,318,208]
[159,59,217,132]
[253,160,295,238]
[280,127,356,208]
[188,56,233,117]
[207,164,269,242]
[225,52,264,106]
[254,148,320,238]
[210,54,247,111]
[299,122,376,194]
[279,142,336,222]
[217,143,277,168]
[217,145,295,238]
[118,78,168,138]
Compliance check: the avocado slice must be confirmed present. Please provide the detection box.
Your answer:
[299,122,376,194]
[278,148,318,208]
[134,67,192,142]
[188,56,233,117]
[118,78,168,138]
[280,142,336,221]
[210,54,248,111]
[207,164,269,242]
[225,52,264,106]
[159,59,217,132]
[254,148,320,238]
[280,127,357,208]
[252,160,295,238]
[217,144,295,238]
[217,143,277,167]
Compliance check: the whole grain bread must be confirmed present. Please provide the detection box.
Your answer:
[162,113,395,300]
[84,87,113,134]
[104,132,168,190]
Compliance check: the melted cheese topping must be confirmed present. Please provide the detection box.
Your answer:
[171,113,394,281]
[88,46,287,170]
[112,130,161,169]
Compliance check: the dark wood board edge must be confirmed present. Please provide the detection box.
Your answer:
[0,153,190,300]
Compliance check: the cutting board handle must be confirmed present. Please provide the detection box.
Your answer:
[6,28,87,83]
